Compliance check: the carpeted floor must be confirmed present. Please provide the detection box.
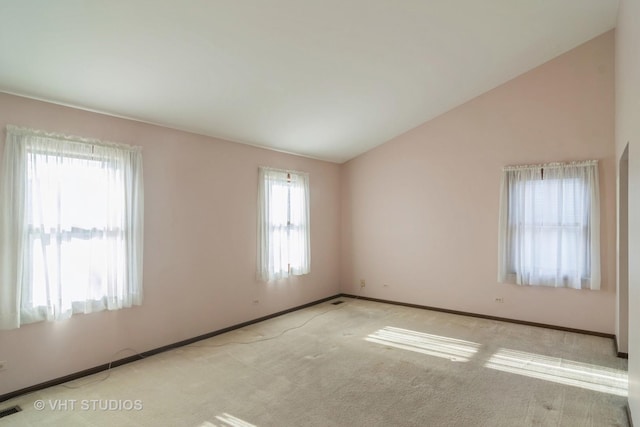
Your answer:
[0,298,629,426]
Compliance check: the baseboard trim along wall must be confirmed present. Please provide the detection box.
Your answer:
[0,293,342,403]
[0,292,624,403]
[340,294,618,340]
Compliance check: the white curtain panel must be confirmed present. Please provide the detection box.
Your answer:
[0,126,144,329]
[257,167,310,281]
[497,160,600,290]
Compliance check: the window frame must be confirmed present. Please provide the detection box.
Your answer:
[257,166,310,281]
[497,161,600,290]
[0,126,144,329]
[23,149,126,311]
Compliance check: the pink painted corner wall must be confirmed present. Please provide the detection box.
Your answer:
[0,93,341,395]
[340,31,616,333]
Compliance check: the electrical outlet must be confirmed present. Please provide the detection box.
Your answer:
[495,297,504,303]
[0,361,6,371]
[360,279,366,288]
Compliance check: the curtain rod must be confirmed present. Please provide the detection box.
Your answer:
[259,165,309,176]
[502,159,597,172]
[6,125,142,152]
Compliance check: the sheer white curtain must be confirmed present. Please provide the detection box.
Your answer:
[497,160,600,290]
[0,126,144,329]
[257,167,310,281]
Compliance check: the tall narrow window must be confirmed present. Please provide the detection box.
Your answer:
[497,160,600,289]
[0,126,144,329]
[257,167,310,281]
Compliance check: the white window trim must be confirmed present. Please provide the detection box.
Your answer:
[257,166,310,281]
[497,160,600,290]
[0,126,144,329]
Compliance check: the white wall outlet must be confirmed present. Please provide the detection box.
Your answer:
[360,279,366,288]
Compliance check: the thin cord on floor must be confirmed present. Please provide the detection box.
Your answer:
[189,299,350,349]
[61,347,145,389]
[188,295,361,349]
[58,295,361,389]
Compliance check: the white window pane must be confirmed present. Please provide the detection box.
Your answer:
[501,163,597,288]
[258,168,310,280]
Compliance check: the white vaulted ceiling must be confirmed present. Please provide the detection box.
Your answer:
[0,1,619,163]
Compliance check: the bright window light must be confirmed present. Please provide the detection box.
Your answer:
[485,348,628,396]
[365,326,480,362]
[28,153,126,307]
[257,167,310,281]
[498,161,600,289]
[0,126,144,329]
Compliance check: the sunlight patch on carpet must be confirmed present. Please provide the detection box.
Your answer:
[198,413,258,427]
[484,348,628,396]
[365,326,480,362]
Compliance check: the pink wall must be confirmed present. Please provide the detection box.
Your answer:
[340,31,616,334]
[0,93,341,396]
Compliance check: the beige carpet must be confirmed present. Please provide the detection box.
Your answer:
[0,298,629,426]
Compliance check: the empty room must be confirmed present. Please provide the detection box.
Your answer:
[1,1,639,426]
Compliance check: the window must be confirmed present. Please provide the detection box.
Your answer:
[497,161,600,290]
[0,126,144,329]
[257,167,310,281]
